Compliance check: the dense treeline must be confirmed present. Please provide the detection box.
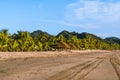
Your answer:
[0,29,120,52]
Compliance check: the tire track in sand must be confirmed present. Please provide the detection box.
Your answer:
[110,54,120,80]
[48,59,103,80]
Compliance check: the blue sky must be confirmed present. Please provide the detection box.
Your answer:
[0,0,120,38]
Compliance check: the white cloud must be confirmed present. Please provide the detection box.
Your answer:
[64,0,120,28]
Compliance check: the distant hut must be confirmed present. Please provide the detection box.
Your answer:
[49,42,70,51]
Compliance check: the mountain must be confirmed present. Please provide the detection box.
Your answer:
[105,37,120,44]
[31,30,120,45]
[57,30,102,40]
[30,30,51,38]
[77,32,102,40]
[56,30,74,38]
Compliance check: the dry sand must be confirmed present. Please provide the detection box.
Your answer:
[0,50,119,80]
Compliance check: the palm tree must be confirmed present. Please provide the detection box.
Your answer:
[0,29,9,51]
[15,31,34,51]
[8,39,19,51]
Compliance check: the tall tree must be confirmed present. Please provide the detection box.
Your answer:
[0,29,9,51]
[15,31,34,51]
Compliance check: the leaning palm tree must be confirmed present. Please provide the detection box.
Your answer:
[0,29,9,51]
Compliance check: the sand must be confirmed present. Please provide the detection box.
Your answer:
[0,50,119,80]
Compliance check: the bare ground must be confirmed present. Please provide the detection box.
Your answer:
[0,50,119,80]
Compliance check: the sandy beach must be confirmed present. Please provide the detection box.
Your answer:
[0,50,119,80]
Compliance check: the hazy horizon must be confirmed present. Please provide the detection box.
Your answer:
[0,0,120,38]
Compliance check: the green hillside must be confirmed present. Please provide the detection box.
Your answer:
[0,29,120,51]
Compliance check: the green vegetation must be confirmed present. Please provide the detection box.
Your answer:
[0,29,120,52]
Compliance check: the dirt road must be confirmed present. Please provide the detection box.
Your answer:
[0,51,119,80]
